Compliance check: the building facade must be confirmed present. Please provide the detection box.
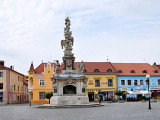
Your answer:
[81,62,117,101]
[0,60,27,104]
[28,62,55,104]
[112,63,160,100]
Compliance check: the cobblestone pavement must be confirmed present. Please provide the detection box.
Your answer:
[0,101,160,120]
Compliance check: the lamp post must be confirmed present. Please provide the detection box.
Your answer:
[29,90,31,106]
[146,75,151,109]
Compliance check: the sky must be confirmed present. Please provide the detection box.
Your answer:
[0,0,160,75]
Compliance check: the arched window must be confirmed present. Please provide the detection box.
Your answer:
[107,69,112,72]
[130,70,135,73]
[154,70,158,73]
[83,69,87,73]
[94,69,100,72]
[143,70,147,73]
[118,70,122,73]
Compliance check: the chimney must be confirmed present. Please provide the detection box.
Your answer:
[10,66,13,70]
[0,60,4,66]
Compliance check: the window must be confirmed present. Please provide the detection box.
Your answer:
[39,92,45,100]
[14,85,15,91]
[31,94,33,100]
[130,70,135,73]
[140,79,144,85]
[21,87,23,91]
[0,83,3,89]
[18,86,19,91]
[154,70,158,73]
[39,79,45,86]
[107,69,112,72]
[121,80,125,85]
[94,69,100,72]
[54,88,57,93]
[143,70,147,73]
[158,79,160,85]
[127,80,131,85]
[131,88,133,91]
[118,70,122,73]
[82,88,85,93]
[108,79,113,86]
[48,71,50,73]
[95,80,100,87]
[0,72,3,77]
[134,80,138,85]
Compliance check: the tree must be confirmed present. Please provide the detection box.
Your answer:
[115,90,123,100]
[45,92,53,104]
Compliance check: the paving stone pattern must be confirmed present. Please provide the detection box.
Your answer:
[0,102,160,120]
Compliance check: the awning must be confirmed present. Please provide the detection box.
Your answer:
[128,91,151,95]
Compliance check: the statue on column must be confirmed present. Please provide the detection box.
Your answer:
[55,60,60,74]
[61,17,74,57]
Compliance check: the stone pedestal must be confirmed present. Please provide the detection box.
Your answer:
[50,73,89,106]
[50,96,89,105]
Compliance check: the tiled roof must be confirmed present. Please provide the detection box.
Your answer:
[28,62,35,73]
[157,65,160,69]
[34,63,56,74]
[60,62,116,73]
[112,63,160,76]
[0,65,24,76]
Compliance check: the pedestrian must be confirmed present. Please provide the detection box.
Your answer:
[99,96,102,104]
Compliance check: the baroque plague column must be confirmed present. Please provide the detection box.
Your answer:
[50,16,89,105]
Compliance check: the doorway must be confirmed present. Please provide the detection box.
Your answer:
[0,92,3,102]
[137,94,142,101]
[88,92,94,101]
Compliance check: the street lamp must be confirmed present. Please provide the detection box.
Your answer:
[29,90,31,106]
[146,75,151,109]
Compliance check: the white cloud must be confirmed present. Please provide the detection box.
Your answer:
[0,0,160,74]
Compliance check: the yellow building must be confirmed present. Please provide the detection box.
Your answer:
[28,62,55,104]
[28,61,117,103]
[82,62,117,101]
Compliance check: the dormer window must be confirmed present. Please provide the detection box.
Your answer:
[107,69,112,72]
[130,70,135,73]
[118,70,122,73]
[154,70,158,73]
[94,69,100,72]
[143,70,147,73]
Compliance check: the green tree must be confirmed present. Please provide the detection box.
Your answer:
[115,90,123,100]
[45,92,53,104]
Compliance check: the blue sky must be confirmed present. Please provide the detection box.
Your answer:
[0,0,160,74]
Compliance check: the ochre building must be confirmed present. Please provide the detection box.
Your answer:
[28,62,55,104]
[77,62,117,101]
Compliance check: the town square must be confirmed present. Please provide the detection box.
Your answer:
[0,0,160,120]
[0,102,160,120]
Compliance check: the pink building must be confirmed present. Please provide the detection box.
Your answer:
[0,60,28,104]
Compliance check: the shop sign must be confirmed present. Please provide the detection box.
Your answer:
[101,82,108,85]
[135,85,143,90]
[121,88,128,91]
[150,87,160,90]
